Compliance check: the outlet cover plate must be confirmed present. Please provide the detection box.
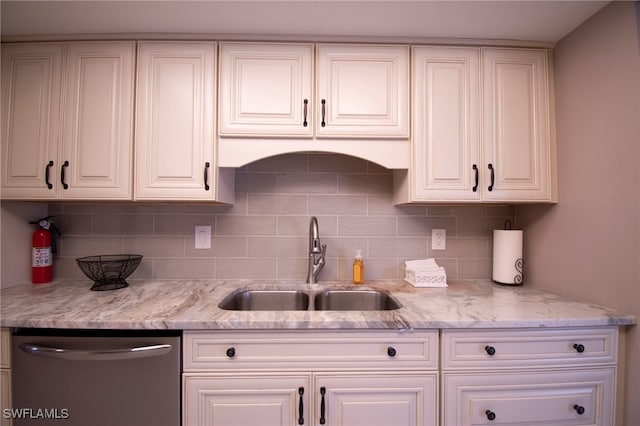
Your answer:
[432,229,446,250]
[195,226,211,249]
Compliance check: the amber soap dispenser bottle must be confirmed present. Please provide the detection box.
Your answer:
[353,250,364,284]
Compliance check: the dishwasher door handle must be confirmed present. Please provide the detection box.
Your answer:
[19,342,173,361]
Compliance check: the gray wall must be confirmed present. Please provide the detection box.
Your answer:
[516,2,640,424]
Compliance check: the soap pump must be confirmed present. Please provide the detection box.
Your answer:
[353,249,364,284]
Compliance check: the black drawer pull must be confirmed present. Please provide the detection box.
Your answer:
[387,346,397,357]
[488,163,495,191]
[573,343,585,353]
[321,99,326,127]
[303,99,308,127]
[61,161,69,189]
[298,387,304,425]
[485,345,496,356]
[485,410,496,421]
[204,162,210,191]
[573,404,585,415]
[319,386,326,424]
[472,164,479,192]
[45,160,54,189]
[225,347,236,358]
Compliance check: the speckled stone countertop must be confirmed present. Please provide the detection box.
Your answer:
[0,279,635,330]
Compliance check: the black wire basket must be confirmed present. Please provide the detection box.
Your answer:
[76,254,143,291]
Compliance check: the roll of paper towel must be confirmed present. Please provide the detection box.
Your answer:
[492,230,523,285]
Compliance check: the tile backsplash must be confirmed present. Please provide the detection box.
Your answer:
[51,153,513,282]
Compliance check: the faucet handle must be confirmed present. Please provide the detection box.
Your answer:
[321,244,327,257]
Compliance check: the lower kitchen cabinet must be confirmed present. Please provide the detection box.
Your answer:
[183,372,436,426]
[183,327,621,425]
[182,330,439,426]
[441,327,618,426]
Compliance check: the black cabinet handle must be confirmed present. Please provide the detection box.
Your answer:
[573,343,585,353]
[485,345,496,356]
[303,99,308,127]
[488,163,495,191]
[61,161,69,189]
[45,160,54,189]
[472,164,479,192]
[321,99,326,127]
[387,346,397,357]
[573,404,585,415]
[204,162,210,191]
[225,347,236,358]
[298,387,304,425]
[319,386,326,424]
[485,410,496,421]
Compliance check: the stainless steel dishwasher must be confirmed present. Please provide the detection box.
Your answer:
[11,328,181,426]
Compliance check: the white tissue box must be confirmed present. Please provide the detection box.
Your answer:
[404,268,447,287]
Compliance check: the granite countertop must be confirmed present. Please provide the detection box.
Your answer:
[0,279,635,330]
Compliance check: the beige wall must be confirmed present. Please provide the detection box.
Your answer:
[516,2,640,424]
[39,153,513,283]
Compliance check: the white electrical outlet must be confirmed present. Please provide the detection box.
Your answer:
[195,226,211,249]
[431,229,446,250]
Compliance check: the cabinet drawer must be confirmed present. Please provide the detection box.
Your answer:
[184,330,438,371]
[0,328,10,368]
[443,368,615,425]
[442,327,617,369]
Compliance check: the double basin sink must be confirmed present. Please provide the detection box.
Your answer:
[219,288,402,311]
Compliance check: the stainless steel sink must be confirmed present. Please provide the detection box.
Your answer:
[313,290,402,311]
[218,290,310,311]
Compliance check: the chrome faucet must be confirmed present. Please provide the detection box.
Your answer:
[306,216,326,284]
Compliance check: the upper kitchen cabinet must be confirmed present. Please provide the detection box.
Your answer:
[217,42,410,169]
[1,42,135,200]
[60,42,135,199]
[135,41,233,202]
[1,43,63,199]
[482,47,556,202]
[218,42,314,137]
[394,46,556,204]
[395,46,481,202]
[315,44,409,137]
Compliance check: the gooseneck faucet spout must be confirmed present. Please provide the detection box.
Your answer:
[306,216,326,284]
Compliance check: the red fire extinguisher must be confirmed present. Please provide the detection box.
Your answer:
[29,216,61,284]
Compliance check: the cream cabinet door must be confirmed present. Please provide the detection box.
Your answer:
[315,373,438,426]
[219,42,314,136]
[443,368,614,425]
[1,43,64,199]
[135,42,217,200]
[411,46,480,201]
[482,47,554,202]
[316,44,409,137]
[183,374,310,426]
[59,41,135,200]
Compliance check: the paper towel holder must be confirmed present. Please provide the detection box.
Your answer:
[492,221,524,286]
